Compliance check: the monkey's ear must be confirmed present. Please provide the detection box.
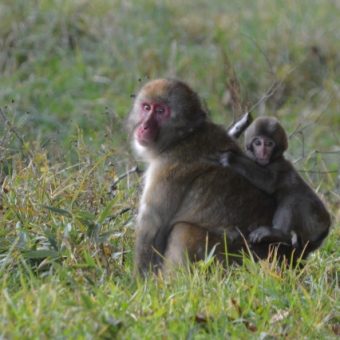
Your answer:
[272,119,288,152]
[274,127,288,156]
[281,133,288,152]
[245,138,254,152]
[272,134,288,159]
[198,108,207,121]
[187,108,207,129]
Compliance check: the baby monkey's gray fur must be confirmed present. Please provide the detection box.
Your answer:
[220,117,331,252]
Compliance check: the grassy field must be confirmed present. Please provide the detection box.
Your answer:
[0,0,339,338]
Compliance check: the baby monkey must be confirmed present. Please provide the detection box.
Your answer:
[219,116,330,251]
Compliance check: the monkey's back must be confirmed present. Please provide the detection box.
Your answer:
[270,159,331,242]
[166,122,276,238]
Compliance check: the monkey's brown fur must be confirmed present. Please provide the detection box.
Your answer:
[129,79,309,276]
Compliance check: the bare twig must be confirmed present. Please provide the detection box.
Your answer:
[298,170,338,174]
[108,166,141,198]
[0,107,33,158]
[107,207,132,222]
[289,110,327,138]
[315,150,340,155]
[247,80,282,115]
[221,45,298,124]
[247,62,298,115]
[288,99,333,162]
[235,34,300,116]
[0,108,25,147]
[111,166,141,190]
[221,50,242,121]
[241,32,275,76]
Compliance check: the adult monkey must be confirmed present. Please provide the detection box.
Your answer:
[128,78,295,276]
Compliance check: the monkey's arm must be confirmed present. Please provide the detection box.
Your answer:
[219,152,279,194]
[135,206,168,276]
[134,165,197,276]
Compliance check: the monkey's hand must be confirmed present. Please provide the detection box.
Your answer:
[219,151,235,167]
[249,226,293,244]
[202,151,235,167]
[249,226,272,243]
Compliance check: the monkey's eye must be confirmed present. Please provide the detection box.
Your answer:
[265,140,275,148]
[155,106,166,115]
[142,103,151,112]
[253,139,262,146]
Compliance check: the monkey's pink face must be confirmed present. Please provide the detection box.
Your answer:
[135,102,171,146]
[252,136,275,165]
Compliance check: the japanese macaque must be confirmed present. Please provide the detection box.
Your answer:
[218,117,331,251]
[128,79,307,276]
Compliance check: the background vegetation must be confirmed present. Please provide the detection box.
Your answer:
[0,0,339,338]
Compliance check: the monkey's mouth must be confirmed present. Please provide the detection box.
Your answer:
[135,130,158,146]
[256,158,270,166]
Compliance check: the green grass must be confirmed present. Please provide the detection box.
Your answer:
[0,0,339,338]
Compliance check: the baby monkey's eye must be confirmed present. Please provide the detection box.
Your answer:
[265,140,275,147]
[155,106,165,114]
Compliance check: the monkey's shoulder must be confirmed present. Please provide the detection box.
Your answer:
[167,122,238,162]
[205,122,239,149]
[271,159,322,199]
[143,159,208,186]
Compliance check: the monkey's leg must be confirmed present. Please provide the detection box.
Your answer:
[164,223,227,273]
[164,223,204,272]
[249,203,294,244]
[163,223,246,273]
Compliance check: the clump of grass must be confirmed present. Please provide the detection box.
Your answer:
[0,114,338,338]
[0,129,138,282]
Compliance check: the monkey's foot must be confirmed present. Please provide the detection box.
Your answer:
[249,226,272,243]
